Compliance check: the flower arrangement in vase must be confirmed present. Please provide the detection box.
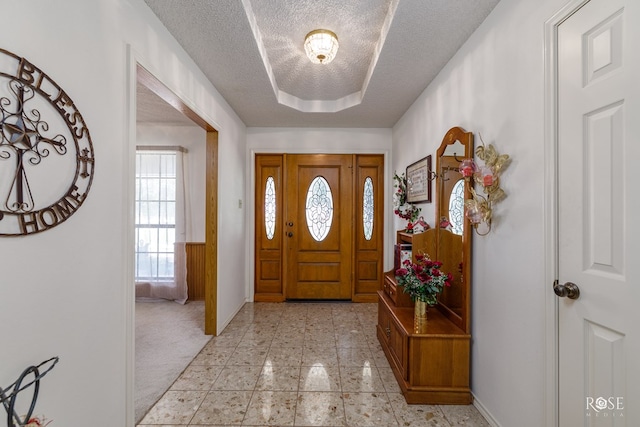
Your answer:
[395,253,453,306]
[395,253,452,332]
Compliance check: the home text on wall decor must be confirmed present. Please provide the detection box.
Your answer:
[0,48,94,236]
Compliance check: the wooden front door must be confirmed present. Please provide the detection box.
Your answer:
[254,153,384,302]
[285,154,353,300]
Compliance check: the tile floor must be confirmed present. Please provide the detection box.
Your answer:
[138,302,489,426]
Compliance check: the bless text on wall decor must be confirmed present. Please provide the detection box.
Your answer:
[0,48,94,236]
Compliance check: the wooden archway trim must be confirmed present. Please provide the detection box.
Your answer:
[137,64,218,335]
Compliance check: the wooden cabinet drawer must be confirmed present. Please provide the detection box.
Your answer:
[384,271,413,307]
[383,274,399,304]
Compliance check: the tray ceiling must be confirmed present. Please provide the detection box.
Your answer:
[140,0,500,128]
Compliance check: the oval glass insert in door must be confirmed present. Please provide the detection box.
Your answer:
[265,176,276,239]
[363,176,374,240]
[305,176,333,241]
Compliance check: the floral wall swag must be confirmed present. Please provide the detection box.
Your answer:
[393,172,420,225]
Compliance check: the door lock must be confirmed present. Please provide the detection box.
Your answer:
[553,280,580,300]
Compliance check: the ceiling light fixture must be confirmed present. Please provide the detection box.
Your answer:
[304,29,339,64]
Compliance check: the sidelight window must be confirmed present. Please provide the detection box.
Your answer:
[363,176,374,240]
[265,176,276,240]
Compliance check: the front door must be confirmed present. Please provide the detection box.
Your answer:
[285,154,353,300]
[557,0,639,423]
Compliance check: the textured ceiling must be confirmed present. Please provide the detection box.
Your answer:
[139,0,501,128]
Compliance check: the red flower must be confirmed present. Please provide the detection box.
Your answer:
[395,268,408,276]
[394,255,451,306]
[446,273,453,286]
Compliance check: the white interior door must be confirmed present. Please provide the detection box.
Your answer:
[558,0,639,424]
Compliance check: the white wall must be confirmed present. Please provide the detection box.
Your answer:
[0,1,246,426]
[136,124,207,241]
[393,0,566,425]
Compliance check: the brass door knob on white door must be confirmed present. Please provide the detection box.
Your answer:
[554,280,580,300]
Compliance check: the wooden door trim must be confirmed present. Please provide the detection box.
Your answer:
[204,131,218,335]
[351,154,357,301]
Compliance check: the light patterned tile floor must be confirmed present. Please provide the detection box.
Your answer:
[138,302,490,426]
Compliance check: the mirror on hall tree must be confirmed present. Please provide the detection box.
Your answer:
[433,127,473,332]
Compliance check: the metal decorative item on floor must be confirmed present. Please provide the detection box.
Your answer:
[0,357,58,427]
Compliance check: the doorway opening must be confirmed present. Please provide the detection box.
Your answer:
[134,64,219,422]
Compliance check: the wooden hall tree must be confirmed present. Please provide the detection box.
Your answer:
[377,127,473,404]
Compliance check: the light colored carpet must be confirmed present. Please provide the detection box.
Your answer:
[135,300,211,423]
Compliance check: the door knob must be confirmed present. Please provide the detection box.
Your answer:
[553,280,580,300]
[287,232,293,237]
[287,221,293,227]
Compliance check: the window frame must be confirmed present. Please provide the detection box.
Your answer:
[134,150,178,282]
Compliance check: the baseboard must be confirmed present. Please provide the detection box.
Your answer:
[472,393,502,427]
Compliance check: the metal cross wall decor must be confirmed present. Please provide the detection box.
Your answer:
[0,48,95,236]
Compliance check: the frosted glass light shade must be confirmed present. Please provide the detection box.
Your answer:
[304,29,339,64]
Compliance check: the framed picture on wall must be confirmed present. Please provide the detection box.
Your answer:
[406,155,432,203]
